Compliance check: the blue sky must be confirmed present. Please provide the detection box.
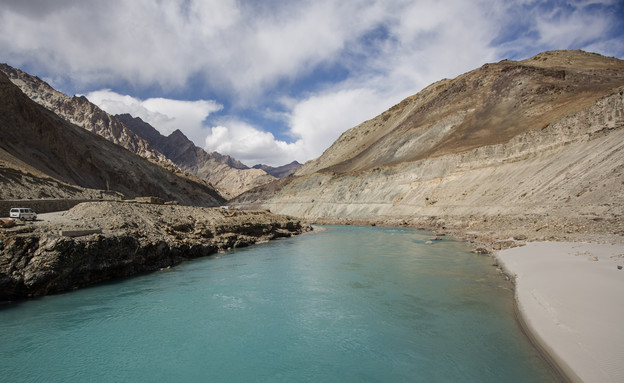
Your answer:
[1,0,623,166]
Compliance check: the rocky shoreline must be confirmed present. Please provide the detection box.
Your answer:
[0,201,308,302]
[2,200,621,303]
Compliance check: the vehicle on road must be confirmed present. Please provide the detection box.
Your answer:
[9,208,37,221]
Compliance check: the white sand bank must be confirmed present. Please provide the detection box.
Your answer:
[498,242,624,383]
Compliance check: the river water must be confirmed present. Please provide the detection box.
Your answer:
[0,226,557,382]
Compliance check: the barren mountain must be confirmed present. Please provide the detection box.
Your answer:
[297,50,624,175]
[0,64,167,163]
[117,114,276,198]
[0,71,225,206]
[233,50,624,241]
[0,63,278,199]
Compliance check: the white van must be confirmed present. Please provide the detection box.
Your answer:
[9,208,37,221]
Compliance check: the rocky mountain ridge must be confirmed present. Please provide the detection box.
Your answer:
[0,64,168,164]
[116,114,276,198]
[233,50,624,247]
[0,64,283,198]
[0,70,225,206]
[296,50,624,175]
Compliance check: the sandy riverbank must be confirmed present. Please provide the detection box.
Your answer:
[497,242,624,383]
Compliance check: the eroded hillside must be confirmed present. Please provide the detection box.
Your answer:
[0,64,279,199]
[0,64,167,163]
[297,50,624,175]
[233,50,624,242]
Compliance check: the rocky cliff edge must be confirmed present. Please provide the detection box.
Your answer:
[0,201,308,302]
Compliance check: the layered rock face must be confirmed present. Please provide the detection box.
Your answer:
[0,201,306,301]
[233,51,624,238]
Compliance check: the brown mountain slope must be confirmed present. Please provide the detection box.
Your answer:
[0,64,284,199]
[297,50,624,175]
[116,114,249,170]
[232,50,624,241]
[0,71,224,206]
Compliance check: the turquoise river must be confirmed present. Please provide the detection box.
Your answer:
[0,225,558,382]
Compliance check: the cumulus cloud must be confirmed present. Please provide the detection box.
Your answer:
[205,119,302,166]
[85,90,222,144]
[286,88,391,159]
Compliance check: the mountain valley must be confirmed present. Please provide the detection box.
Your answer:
[116,114,277,198]
[1,49,623,247]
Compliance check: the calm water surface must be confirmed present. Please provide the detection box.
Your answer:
[0,226,557,382]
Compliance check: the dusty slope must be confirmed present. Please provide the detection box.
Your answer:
[0,147,108,200]
[253,161,302,178]
[233,51,624,244]
[0,71,225,206]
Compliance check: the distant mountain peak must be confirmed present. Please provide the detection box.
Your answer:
[252,161,302,178]
[116,114,276,197]
[169,129,187,138]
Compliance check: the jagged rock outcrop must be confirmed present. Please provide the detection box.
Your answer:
[0,64,167,163]
[117,114,276,197]
[0,201,307,301]
[0,71,225,206]
[232,51,624,239]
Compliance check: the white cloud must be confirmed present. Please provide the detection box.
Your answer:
[205,119,303,166]
[534,6,614,49]
[85,90,222,144]
[287,88,391,159]
[0,0,515,99]
[200,89,390,166]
